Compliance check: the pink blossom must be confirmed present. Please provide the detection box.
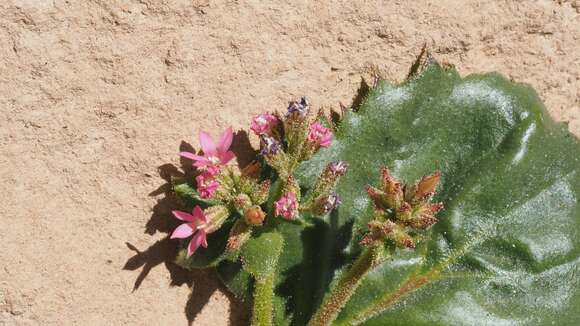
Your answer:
[171,206,209,257]
[196,172,219,199]
[274,192,298,220]
[307,122,333,148]
[250,113,279,136]
[180,128,235,172]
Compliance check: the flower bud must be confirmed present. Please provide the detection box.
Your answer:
[227,219,252,252]
[241,161,262,179]
[286,97,309,118]
[360,220,395,246]
[411,170,441,202]
[260,135,281,156]
[233,193,252,210]
[251,179,271,205]
[309,161,348,203]
[203,205,229,234]
[380,167,403,208]
[284,175,301,201]
[395,202,412,222]
[328,160,348,176]
[366,185,389,210]
[244,205,266,226]
[312,192,341,215]
[392,225,415,249]
[405,202,443,229]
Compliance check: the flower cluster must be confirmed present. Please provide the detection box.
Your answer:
[250,113,279,136]
[275,192,299,220]
[180,128,235,199]
[253,98,333,161]
[308,121,333,148]
[361,167,444,249]
[171,97,345,257]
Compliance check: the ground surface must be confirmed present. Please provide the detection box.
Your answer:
[0,0,579,325]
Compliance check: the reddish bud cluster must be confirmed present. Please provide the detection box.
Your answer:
[361,167,444,250]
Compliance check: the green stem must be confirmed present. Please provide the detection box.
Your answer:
[348,271,436,325]
[252,273,275,326]
[308,246,385,326]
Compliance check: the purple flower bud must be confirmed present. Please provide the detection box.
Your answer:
[329,161,348,176]
[324,192,342,212]
[286,97,309,116]
[313,191,342,215]
[260,135,281,156]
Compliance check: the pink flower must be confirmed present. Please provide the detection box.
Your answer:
[196,172,219,199]
[180,128,235,172]
[250,113,279,135]
[274,192,298,220]
[171,206,209,257]
[307,122,333,148]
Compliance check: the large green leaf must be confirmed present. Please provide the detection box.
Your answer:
[218,59,580,325]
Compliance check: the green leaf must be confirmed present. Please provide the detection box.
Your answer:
[218,58,580,325]
[173,180,220,207]
[240,231,284,281]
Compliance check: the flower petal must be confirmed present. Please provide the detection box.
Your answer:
[199,130,217,156]
[187,231,207,256]
[217,127,233,153]
[179,152,205,161]
[171,223,194,239]
[219,151,236,165]
[172,210,196,222]
[192,206,207,222]
[192,159,210,168]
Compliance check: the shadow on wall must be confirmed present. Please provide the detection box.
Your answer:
[123,131,256,326]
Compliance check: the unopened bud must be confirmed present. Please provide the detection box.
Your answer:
[312,192,341,215]
[328,160,348,176]
[381,167,403,208]
[284,175,301,201]
[227,219,252,252]
[203,205,229,234]
[233,193,252,210]
[241,161,262,179]
[244,205,266,225]
[413,170,441,202]
[406,202,443,229]
[392,225,415,249]
[360,220,395,246]
[401,237,416,249]
[251,179,271,205]
[260,135,281,156]
[309,161,348,203]
[430,202,444,214]
[286,97,309,118]
[417,214,438,229]
[396,202,412,221]
[366,185,388,210]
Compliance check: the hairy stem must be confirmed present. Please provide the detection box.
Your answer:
[252,273,275,326]
[348,271,436,325]
[308,246,385,326]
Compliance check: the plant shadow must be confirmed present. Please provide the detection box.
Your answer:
[124,131,255,325]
